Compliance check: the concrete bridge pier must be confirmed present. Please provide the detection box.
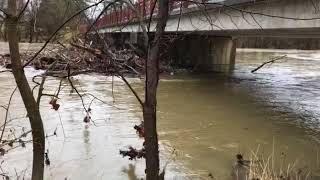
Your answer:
[208,37,236,72]
[172,36,236,72]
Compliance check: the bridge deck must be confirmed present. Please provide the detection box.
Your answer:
[93,0,320,38]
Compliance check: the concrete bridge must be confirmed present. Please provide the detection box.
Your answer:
[90,0,320,72]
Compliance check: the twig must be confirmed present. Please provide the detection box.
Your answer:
[123,63,141,75]
[36,76,46,108]
[57,41,67,49]
[55,78,64,98]
[0,130,32,148]
[84,0,119,38]
[147,0,158,33]
[0,70,12,73]
[0,87,17,142]
[176,2,183,32]
[58,112,66,138]
[17,0,30,20]
[84,93,122,109]
[118,73,143,107]
[73,0,112,50]
[249,13,263,30]
[251,55,287,73]
[0,8,9,17]
[67,67,87,112]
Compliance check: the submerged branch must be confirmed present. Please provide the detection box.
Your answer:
[251,55,287,73]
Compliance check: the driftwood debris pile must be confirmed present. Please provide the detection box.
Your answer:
[0,41,172,77]
[0,44,94,76]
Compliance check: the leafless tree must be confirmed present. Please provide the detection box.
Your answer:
[5,0,45,180]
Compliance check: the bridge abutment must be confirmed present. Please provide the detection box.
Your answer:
[172,36,236,72]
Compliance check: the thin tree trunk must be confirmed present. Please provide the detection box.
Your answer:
[4,22,7,42]
[6,1,45,180]
[29,19,34,43]
[0,23,3,40]
[144,0,169,179]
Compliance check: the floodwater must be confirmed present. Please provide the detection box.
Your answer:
[1,48,320,179]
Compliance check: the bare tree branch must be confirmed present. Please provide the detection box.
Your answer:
[84,0,119,39]
[17,0,30,20]
[118,73,144,106]
[0,87,17,142]
[251,55,287,73]
[147,0,158,33]
[0,8,9,17]
[67,67,88,112]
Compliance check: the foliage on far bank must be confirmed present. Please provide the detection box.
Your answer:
[0,0,89,42]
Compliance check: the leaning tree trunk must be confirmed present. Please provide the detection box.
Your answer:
[144,0,169,179]
[6,1,45,180]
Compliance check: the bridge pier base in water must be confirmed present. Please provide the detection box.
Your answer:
[172,36,236,72]
[101,33,236,73]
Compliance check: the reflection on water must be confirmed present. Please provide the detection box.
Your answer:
[122,164,139,180]
[1,49,320,179]
[83,125,91,157]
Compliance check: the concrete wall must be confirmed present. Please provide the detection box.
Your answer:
[170,36,236,72]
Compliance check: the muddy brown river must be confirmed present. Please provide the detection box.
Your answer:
[1,47,320,179]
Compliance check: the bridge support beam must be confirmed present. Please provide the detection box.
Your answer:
[172,36,236,72]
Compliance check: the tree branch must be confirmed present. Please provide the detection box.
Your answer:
[17,0,30,20]
[0,8,9,17]
[251,55,287,73]
[0,87,17,142]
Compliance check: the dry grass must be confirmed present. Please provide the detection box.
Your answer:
[247,149,311,180]
[233,144,313,180]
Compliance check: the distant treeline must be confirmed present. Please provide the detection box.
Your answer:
[237,37,320,50]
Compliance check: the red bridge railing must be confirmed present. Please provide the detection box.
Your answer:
[95,0,158,29]
[79,0,256,33]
